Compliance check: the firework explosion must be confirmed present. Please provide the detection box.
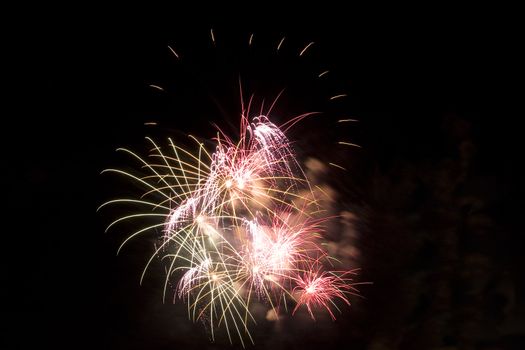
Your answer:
[99,35,362,347]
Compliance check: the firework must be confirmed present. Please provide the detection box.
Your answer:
[292,269,360,321]
[99,33,362,347]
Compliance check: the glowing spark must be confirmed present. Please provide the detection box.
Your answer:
[144,122,158,126]
[329,162,347,171]
[210,28,216,45]
[149,84,165,91]
[277,36,286,51]
[330,94,347,100]
[299,42,315,56]
[338,141,361,148]
[318,70,329,78]
[249,33,254,46]
[196,214,205,224]
[338,118,358,123]
[167,45,180,59]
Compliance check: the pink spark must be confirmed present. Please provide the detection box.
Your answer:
[293,269,359,320]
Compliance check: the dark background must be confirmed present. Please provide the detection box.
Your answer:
[4,7,523,350]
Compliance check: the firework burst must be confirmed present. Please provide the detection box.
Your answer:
[99,32,363,347]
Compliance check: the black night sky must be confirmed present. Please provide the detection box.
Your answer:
[4,7,523,350]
